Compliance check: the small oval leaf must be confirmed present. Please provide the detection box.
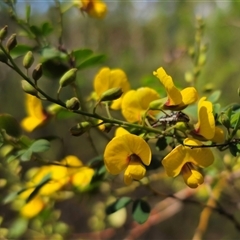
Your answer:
[106,197,132,215]
[132,199,151,224]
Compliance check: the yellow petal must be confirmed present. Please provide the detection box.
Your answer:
[124,161,146,185]
[21,116,45,132]
[115,127,130,137]
[61,155,83,175]
[94,67,130,110]
[86,0,107,19]
[153,67,182,106]
[20,197,44,218]
[180,87,198,105]
[181,164,204,188]
[104,134,151,175]
[162,145,187,177]
[121,88,159,123]
[71,167,95,190]
[195,97,215,139]
[184,138,214,167]
[211,126,225,143]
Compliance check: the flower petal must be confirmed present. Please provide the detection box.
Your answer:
[162,145,187,177]
[153,67,182,106]
[184,138,214,168]
[20,197,44,218]
[21,117,45,132]
[104,134,151,175]
[124,161,146,185]
[195,97,215,139]
[181,87,198,105]
[181,165,204,188]
[115,127,130,137]
[211,126,225,143]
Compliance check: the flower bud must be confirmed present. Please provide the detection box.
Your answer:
[70,122,91,136]
[0,25,8,41]
[148,98,165,110]
[66,97,80,110]
[6,33,17,52]
[23,51,34,69]
[0,50,8,63]
[21,80,38,96]
[99,87,123,102]
[99,122,112,133]
[59,68,78,87]
[32,63,43,81]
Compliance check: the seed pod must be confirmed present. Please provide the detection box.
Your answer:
[70,122,91,136]
[66,97,80,110]
[23,51,34,69]
[32,63,42,81]
[0,50,8,63]
[99,87,123,102]
[0,25,8,41]
[6,33,17,52]
[21,80,38,96]
[59,68,78,87]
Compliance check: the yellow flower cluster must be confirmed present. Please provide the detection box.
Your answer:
[98,66,225,188]
[19,156,94,218]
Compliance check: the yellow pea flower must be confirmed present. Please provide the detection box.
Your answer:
[104,134,151,185]
[193,97,225,143]
[162,138,214,188]
[21,94,50,132]
[121,87,160,123]
[78,0,107,19]
[93,67,130,110]
[153,67,198,110]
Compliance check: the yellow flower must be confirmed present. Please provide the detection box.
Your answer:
[121,87,160,123]
[79,0,107,19]
[162,138,214,188]
[31,165,69,196]
[21,94,50,132]
[20,196,45,219]
[61,155,95,191]
[193,97,225,143]
[93,67,130,110]
[153,67,198,110]
[104,134,151,185]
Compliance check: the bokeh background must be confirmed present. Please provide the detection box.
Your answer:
[0,0,240,239]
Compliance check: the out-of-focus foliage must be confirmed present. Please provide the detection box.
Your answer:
[0,1,240,239]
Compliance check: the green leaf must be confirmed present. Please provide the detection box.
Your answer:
[20,149,32,161]
[0,132,4,148]
[30,25,42,36]
[73,49,93,66]
[229,144,239,157]
[231,112,240,138]
[106,197,132,215]
[25,4,31,23]
[3,188,28,204]
[8,217,28,239]
[41,22,53,36]
[77,54,106,70]
[26,173,51,203]
[132,199,150,224]
[0,114,21,137]
[10,44,33,59]
[41,47,67,61]
[30,139,50,153]
[7,149,26,163]
[207,90,221,103]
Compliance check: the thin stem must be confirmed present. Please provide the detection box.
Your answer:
[54,0,64,46]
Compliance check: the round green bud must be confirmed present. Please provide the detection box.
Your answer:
[32,63,43,81]
[99,87,123,102]
[219,113,231,129]
[148,98,165,110]
[59,68,78,87]
[70,122,91,136]
[6,33,17,52]
[23,51,34,69]
[0,25,8,41]
[21,80,38,96]
[66,97,80,110]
